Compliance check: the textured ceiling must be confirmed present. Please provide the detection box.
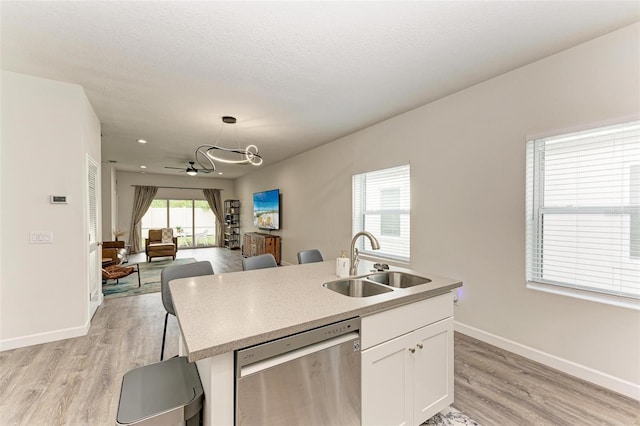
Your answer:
[2,1,639,178]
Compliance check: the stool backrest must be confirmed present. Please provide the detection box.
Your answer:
[297,249,324,264]
[161,261,214,315]
[242,253,278,271]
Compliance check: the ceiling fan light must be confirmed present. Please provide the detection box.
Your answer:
[186,169,198,176]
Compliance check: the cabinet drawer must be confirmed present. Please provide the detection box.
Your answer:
[361,292,453,350]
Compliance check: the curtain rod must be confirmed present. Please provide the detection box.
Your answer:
[131,185,223,190]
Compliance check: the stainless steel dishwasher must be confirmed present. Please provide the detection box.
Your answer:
[236,317,361,425]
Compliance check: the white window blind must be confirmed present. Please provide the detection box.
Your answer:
[88,164,97,242]
[526,121,640,302]
[353,164,410,262]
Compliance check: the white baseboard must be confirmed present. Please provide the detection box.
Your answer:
[89,292,103,319]
[0,322,89,352]
[454,321,640,401]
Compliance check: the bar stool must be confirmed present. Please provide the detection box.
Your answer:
[116,356,203,426]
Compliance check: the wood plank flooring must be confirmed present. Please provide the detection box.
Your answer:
[1,247,638,425]
[453,332,640,425]
[0,247,243,426]
[127,245,244,273]
[0,292,172,425]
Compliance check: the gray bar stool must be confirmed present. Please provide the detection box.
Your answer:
[116,356,204,426]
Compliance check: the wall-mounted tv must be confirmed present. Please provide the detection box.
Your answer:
[253,189,280,230]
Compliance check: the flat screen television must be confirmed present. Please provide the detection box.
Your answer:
[253,189,280,230]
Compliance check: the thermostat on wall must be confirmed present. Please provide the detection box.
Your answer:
[50,195,68,204]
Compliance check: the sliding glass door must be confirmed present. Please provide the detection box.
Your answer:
[193,201,215,246]
[141,199,216,248]
[169,200,193,248]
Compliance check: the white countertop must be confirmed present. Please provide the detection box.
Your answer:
[170,260,462,362]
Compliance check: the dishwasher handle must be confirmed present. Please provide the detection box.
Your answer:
[236,317,360,374]
[239,331,359,378]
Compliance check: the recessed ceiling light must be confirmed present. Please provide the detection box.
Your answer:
[218,172,223,175]
[140,165,146,169]
[137,139,147,144]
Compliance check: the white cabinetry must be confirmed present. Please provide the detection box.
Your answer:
[361,293,454,426]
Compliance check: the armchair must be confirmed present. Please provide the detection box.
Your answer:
[102,240,140,286]
[102,264,140,287]
[103,241,128,265]
[146,228,178,262]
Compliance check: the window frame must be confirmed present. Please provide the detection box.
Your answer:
[352,164,411,263]
[525,121,640,309]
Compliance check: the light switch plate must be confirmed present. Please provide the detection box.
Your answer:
[30,231,53,244]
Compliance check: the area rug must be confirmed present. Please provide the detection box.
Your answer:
[103,258,196,299]
[422,407,480,425]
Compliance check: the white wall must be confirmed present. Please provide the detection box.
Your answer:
[0,71,101,349]
[236,24,640,393]
[115,171,235,250]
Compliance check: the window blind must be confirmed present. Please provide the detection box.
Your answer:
[88,165,97,242]
[353,164,410,262]
[526,121,640,301]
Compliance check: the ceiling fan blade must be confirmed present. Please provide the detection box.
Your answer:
[164,166,185,171]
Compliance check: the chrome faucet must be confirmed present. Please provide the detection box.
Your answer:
[350,231,380,275]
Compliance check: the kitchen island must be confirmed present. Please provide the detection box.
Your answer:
[170,260,462,425]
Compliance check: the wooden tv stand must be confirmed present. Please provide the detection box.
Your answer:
[242,233,281,265]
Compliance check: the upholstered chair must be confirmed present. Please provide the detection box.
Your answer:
[102,264,140,287]
[103,241,128,265]
[145,228,178,262]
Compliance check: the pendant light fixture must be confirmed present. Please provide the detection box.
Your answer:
[194,116,263,172]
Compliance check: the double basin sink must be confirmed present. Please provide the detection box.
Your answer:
[323,271,432,297]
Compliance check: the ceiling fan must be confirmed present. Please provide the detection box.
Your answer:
[164,161,210,176]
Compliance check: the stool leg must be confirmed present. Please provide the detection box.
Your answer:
[136,265,141,287]
[161,312,169,361]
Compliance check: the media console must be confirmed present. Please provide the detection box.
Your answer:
[242,233,281,265]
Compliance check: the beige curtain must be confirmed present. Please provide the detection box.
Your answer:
[203,188,224,247]
[128,185,158,253]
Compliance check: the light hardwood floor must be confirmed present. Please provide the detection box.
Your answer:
[1,247,638,425]
[128,245,244,273]
[454,333,639,425]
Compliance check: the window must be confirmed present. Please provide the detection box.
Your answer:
[526,121,640,305]
[353,164,410,262]
[141,199,217,248]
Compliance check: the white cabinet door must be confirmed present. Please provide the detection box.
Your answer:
[362,332,413,426]
[362,317,454,426]
[412,317,454,424]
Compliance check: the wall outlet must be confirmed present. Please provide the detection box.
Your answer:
[29,231,53,244]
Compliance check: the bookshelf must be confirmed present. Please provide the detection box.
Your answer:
[223,200,240,250]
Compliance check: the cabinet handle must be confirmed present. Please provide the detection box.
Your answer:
[416,343,424,349]
[408,348,416,353]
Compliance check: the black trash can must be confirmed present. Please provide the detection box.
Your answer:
[116,356,204,426]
